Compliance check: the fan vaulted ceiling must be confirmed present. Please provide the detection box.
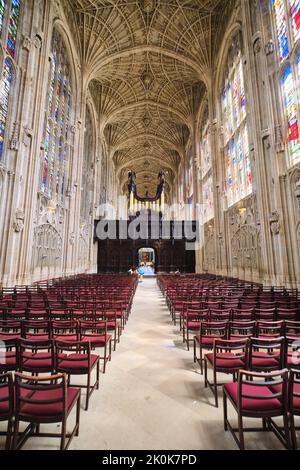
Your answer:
[63,0,236,197]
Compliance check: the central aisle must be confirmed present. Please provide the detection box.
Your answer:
[71,277,232,450]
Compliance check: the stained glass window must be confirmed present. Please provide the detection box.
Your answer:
[41,29,73,200]
[282,63,300,163]
[199,113,214,223]
[81,107,94,221]
[0,0,6,38]
[7,0,20,58]
[200,120,211,179]
[289,0,300,42]
[222,39,252,208]
[272,0,290,61]
[0,0,21,161]
[0,58,12,159]
[187,147,193,205]
[202,174,214,224]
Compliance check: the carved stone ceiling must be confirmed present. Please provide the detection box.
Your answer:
[63,0,236,197]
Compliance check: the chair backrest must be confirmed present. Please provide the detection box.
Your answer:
[0,319,22,338]
[210,309,232,322]
[232,308,255,321]
[249,336,286,371]
[237,369,288,414]
[255,308,276,321]
[0,338,19,372]
[289,369,300,414]
[55,340,91,371]
[51,320,79,341]
[0,372,14,418]
[229,321,256,339]
[200,321,228,340]
[277,308,298,321]
[22,320,51,340]
[256,320,284,338]
[213,338,249,369]
[284,321,300,341]
[184,308,209,321]
[19,338,55,373]
[14,372,68,420]
[79,319,108,337]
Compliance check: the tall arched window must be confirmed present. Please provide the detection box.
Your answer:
[187,146,193,206]
[0,0,21,161]
[80,106,94,222]
[221,32,252,208]
[271,0,300,166]
[290,0,300,42]
[199,106,214,223]
[41,29,73,202]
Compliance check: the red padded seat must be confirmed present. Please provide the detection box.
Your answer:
[224,382,282,412]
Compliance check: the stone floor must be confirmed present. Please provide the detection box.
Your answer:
[0,278,289,450]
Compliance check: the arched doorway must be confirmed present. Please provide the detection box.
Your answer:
[138,247,155,275]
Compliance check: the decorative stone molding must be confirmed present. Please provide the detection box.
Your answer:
[140,0,156,14]
[269,211,280,235]
[33,35,42,49]
[10,122,20,150]
[275,125,285,153]
[22,36,32,51]
[265,40,275,56]
[13,209,25,233]
[294,178,300,209]
[69,232,75,245]
[23,127,33,147]
[253,37,262,55]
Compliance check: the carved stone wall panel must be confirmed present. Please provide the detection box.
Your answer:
[226,194,261,280]
[32,224,63,277]
[203,221,216,273]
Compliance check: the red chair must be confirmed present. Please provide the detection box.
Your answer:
[51,320,79,343]
[255,308,276,321]
[182,309,209,351]
[277,308,298,321]
[19,338,55,374]
[193,322,228,374]
[12,373,81,450]
[79,320,112,373]
[210,309,232,322]
[223,369,290,450]
[231,308,254,321]
[228,321,256,340]
[289,369,300,450]
[256,320,284,339]
[0,338,19,372]
[180,302,205,331]
[55,340,100,410]
[204,338,249,407]
[21,320,51,341]
[0,319,22,340]
[285,337,300,371]
[97,309,122,350]
[249,336,286,372]
[0,372,14,449]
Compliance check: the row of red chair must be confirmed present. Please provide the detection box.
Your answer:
[1,338,102,410]
[0,372,81,450]
[158,274,300,450]
[184,319,300,351]
[0,274,138,450]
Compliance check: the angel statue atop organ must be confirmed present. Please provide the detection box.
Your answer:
[156,170,166,197]
[128,171,137,194]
